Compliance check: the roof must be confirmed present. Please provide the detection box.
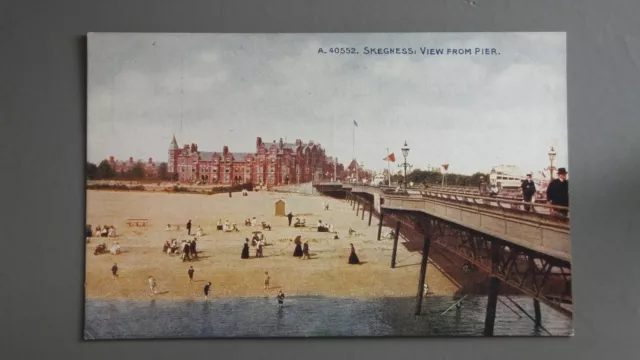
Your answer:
[230,152,253,162]
[169,134,179,150]
[199,151,215,161]
[275,199,285,204]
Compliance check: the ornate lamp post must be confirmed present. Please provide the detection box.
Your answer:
[548,146,557,180]
[398,141,412,189]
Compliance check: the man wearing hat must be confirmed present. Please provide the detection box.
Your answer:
[546,168,569,216]
[521,173,537,211]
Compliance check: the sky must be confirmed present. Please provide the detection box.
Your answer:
[87,33,567,175]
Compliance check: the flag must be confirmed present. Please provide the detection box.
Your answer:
[383,153,396,162]
[442,164,449,171]
[353,120,358,127]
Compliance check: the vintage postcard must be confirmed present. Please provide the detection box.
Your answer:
[85,33,571,339]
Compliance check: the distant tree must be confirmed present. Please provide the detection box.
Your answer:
[131,161,146,179]
[97,160,116,179]
[86,162,99,180]
[158,162,169,180]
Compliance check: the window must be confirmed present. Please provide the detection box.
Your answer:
[225,168,230,173]
[224,174,229,182]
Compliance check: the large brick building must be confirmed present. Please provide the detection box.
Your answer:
[168,135,345,186]
[107,156,159,178]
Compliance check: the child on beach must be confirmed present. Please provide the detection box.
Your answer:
[111,263,118,279]
[148,276,157,296]
[204,282,211,300]
[264,272,270,290]
[188,266,195,283]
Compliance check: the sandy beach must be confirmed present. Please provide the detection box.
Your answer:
[85,189,458,300]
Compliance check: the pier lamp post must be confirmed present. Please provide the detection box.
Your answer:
[548,146,557,180]
[398,141,412,189]
[360,161,364,183]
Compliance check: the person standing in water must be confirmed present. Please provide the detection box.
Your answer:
[188,266,195,283]
[277,290,285,308]
[264,271,270,290]
[204,282,211,300]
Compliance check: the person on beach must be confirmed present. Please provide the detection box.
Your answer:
[111,263,119,279]
[148,276,157,296]
[348,243,360,265]
[186,220,192,235]
[190,238,197,259]
[182,241,191,262]
[264,272,270,290]
[188,266,195,283]
[302,241,310,260]
[216,219,223,231]
[204,282,211,300]
[277,290,285,308]
[196,226,203,237]
[241,239,250,259]
[293,236,303,257]
[287,212,293,226]
[256,240,264,258]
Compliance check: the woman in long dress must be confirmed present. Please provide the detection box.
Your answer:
[293,236,303,257]
[241,239,250,259]
[348,243,360,264]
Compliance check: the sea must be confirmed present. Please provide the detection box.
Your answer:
[84,295,572,339]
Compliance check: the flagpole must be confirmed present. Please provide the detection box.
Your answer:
[387,148,391,186]
[352,121,355,160]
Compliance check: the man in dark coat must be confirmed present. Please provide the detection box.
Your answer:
[287,212,293,226]
[521,173,537,211]
[186,220,192,235]
[190,238,197,259]
[546,168,569,216]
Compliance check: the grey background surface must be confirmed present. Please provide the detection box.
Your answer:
[1,0,639,359]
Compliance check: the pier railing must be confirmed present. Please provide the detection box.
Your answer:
[382,195,571,262]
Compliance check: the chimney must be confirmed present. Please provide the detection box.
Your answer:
[129,157,134,163]
[109,156,114,163]
[279,138,284,147]
[223,145,229,155]
[148,157,153,164]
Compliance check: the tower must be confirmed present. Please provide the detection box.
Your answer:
[168,134,179,175]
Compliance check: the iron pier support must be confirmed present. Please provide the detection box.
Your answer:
[377,211,384,240]
[534,299,542,326]
[368,204,373,226]
[353,197,357,211]
[361,203,366,220]
[391,221,401,268]
[356,200,360,216]
[483,243,502,336]
[415,218,432,315]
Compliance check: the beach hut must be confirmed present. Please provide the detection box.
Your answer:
[274,199,286,216]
